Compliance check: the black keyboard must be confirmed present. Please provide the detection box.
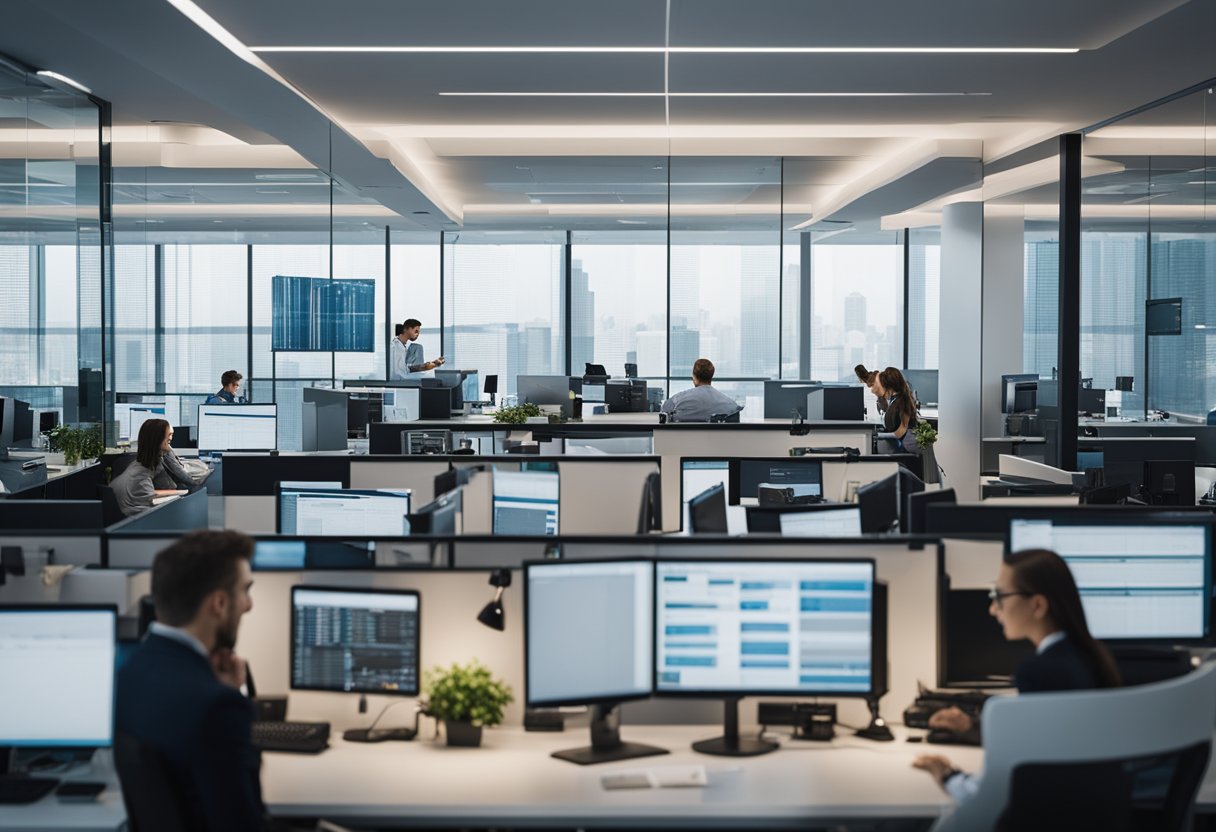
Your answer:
[0,775,60,805]
[251,720,330,754]
[927,728,982,747]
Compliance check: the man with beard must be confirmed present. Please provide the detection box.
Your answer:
[116,530,264,831]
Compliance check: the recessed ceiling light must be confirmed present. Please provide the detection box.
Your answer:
[440,91,990,97]
[252,45,1078,55]
[35,70,92,94]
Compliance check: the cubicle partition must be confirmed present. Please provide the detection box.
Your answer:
[0,499,104,531]
[235,536,937,736]
[105,490,211,568]
[924,502,1215,539]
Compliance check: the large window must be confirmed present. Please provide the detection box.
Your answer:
[389,234,441,373]
[113,245,156,392]
[907,229,941,371]
[163,245,249,394]
[569,232,667,380]
[0,246,34,385]
[810,236,904,382]
[443,233,563,397]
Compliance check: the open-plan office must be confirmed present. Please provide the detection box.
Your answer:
[2,1,1216,830]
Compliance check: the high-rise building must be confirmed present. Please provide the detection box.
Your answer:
[569,258,596,372]
[740,247,778,376]
[844,292,867,334]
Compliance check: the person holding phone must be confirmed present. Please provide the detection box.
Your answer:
[391,318,445,380]
[115,531,264,831]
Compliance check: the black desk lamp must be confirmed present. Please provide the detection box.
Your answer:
[477,568,511,631]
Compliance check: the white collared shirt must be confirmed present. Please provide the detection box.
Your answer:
[148,621,208,659]
[1036,630,1066,655]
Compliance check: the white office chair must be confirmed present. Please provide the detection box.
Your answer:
[931,659,1216,832]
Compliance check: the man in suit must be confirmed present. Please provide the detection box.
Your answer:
[116,530,264,832]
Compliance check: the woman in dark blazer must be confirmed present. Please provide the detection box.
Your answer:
[913,548,1121,800]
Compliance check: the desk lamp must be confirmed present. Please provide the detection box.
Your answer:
[477,568,511,631]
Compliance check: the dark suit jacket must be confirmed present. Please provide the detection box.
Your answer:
[116,633,266,832]
[1014,636,1103,694]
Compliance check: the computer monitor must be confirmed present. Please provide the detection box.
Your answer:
[1143,460,1196,506]
[1146,297,1183,335]
[902,369,939,409]
[252,539,308,570]
[1000,374,1039,414]
[196,403,278,453]
[38,410,60,434]
[604,380,647,413]
[434,370,467,414]
[493,469,559,535]
[856,473,899,533]
[939,588,1034,687]
[636,471,663,533]
[680,459,729,529]
[518,375,573,417]
[409,488,462,535]
[779,506,862,537]
[729,458,823,506]
[1008,518,1211,642]
[0,605,116,750]
[687,484,728,534]
[763,380,820,420]
[905,488,957,535]
[129,404,168,445]
[1078,386,1106,416]
[277,486,411,536]
[0,396,16,458]
[11,399,32,445]
[525,559,666,765]
[655,558,877,756]
[291,586,420,701]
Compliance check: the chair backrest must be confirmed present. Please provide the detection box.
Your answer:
[96,484,124,527]
[932,660,1216,832]
[114,732,197,832]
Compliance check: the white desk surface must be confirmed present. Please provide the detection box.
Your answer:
[261,724,977,826]
[0,755,125,832]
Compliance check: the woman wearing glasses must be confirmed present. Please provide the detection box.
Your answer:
[913,548,1121,800]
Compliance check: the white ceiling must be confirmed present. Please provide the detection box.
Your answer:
[0,0,1211,236]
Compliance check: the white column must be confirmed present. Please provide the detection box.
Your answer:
[938,203,984,499]
[981,209,1026,439]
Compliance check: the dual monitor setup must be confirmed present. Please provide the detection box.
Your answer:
[681,457,925,536]
[518,374,650,417]
[942,514,1213,687]
[762,370,938,422]
[526,557,884,763]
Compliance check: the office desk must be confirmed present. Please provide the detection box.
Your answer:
[0,755,125,832]
[263,725,975,828]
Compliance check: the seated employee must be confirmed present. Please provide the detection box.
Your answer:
[659,358,743,423]
[875,367,919,453]
[390,318,445,380]
[913,548,1121,802]
[115,530,266,832]
[110,419,190,516]
[854,364,888,415]
[205,370,247,404]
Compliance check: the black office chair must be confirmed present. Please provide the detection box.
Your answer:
[114,732,196,832]
[96,484,124,527]
[709,411,741,423]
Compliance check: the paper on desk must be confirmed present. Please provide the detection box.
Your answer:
[601,765,708,791]
[152,492,185,506]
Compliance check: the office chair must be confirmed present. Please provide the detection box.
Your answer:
[114,732,193,832]
[931,661,1216,832]
[709,411,741,423]
[96,484,124,527]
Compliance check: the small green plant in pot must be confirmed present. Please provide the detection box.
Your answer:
[423,660,513,747]
[913,421,941,485]
[49,424,105,466]
[492,402,543,425]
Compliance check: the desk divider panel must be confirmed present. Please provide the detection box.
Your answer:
[107,535,182,569]
[105,489,209,534]
[557,460,659,535]
[0,500,104,531]
[236,538,936,735]
[943,538,1005,589]
[0,533,103,567]
[225,496,276,534]
[350,459,452,504]
[220,453,352,496]
[821,460,900,503]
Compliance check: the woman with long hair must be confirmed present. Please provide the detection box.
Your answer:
[914,548,1120,800]
[109,418,191,516]
[854,364,888,415]
[875,367,919,453]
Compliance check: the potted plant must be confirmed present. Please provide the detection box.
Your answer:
[48,424,105,466]
[492,402,543,425]
[423,660,513,748]
[914,421,941,484]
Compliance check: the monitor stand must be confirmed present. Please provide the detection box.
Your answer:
[551,704,668,766]
[692,697,779,757]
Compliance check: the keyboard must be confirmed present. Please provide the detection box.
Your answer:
[926,728,982,747]
[0,775,60,805]
[251,720,330,754]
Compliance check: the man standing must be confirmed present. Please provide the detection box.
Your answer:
[659,358,743,423]
[205,370,247,404]
[116,530,265,832]
[390,318,445,380]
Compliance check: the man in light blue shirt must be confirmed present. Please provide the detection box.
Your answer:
[660,358,743,423]
[390,318,445,380]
